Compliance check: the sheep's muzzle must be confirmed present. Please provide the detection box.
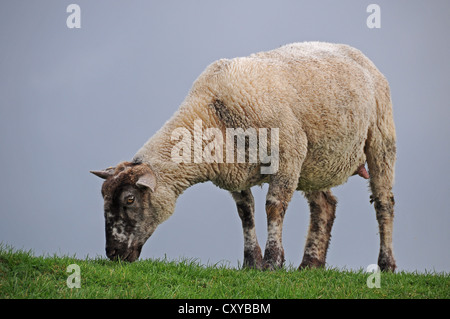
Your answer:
[106,243,143,262]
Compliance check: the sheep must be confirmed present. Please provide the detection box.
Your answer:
[91,41,397,271]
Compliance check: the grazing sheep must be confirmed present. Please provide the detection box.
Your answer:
[91,42,397,271]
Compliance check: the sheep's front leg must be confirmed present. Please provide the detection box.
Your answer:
[299,190,337,270]
[263,178,296,270]
[262,129,306,270]
[231,189,263,269]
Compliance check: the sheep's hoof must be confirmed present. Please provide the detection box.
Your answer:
[243,248,263,270]
[262,261,283,271]
[243,261,263,271]
[378,257,397,272]
[262,251,285,271]
[298,256,325,271]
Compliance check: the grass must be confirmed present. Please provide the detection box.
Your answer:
[0,245,448,299]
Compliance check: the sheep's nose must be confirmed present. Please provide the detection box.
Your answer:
[106,247,117,260]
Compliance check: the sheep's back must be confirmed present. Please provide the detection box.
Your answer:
[190,42,390,190]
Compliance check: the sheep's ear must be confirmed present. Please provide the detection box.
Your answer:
[90,167,115,179]
[136,172,156,192]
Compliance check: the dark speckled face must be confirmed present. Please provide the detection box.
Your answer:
[92,162,157,262]
[102,184,149,261]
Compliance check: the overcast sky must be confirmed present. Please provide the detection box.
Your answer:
[0,0,449,273]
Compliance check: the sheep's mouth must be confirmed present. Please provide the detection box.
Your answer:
[106,244,143,262]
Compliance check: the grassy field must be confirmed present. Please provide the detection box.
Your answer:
[0,245,448,299]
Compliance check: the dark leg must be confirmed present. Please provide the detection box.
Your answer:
[231,189,263,269]
[371,193,396,271]
[263,178,297,270]
[366,125,397,272]
[299,190,337,270]
[262,128,306,270]
[263,196,287,270]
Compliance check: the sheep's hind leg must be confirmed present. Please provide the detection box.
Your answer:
[366,127,397,272]
[231,189,263,269]
[299,190,337,270]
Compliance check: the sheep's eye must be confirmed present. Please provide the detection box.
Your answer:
[126,195,135,205]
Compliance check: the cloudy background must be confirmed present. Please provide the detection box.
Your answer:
[0,0,449,273]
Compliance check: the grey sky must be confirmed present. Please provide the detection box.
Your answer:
[0,1,449,273]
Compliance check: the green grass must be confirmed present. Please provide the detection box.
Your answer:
[0,245,448,299]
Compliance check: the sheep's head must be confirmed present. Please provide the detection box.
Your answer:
[91,162,158,262]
